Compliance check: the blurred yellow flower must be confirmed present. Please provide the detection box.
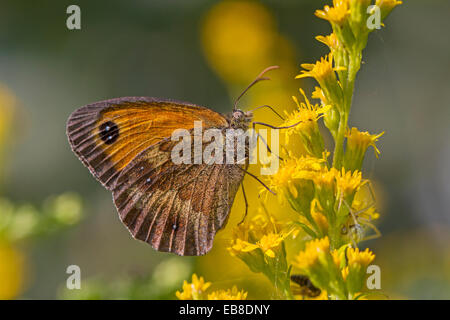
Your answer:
[175,274,211,300]
[0,85,16,146]
[0,241,25,299]
[201,1,276,84]
[207,286,248,300]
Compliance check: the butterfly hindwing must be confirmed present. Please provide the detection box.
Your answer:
[112,139,246,256]
[66,97,229,190]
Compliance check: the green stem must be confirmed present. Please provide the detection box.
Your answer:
[332,112,348,169]
[332,52,360,169]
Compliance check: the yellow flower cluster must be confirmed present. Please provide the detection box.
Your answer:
[208,286,248,300]
[185,0,401,300]
[228,213,288,260]
[227,214,293,299]
[256,0,399,299]
[293,237,375,299]
[176,274,211,300]
[176,274,247,300]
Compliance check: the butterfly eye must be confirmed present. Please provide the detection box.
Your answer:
[233,110,244,119]
[99,121,119,145]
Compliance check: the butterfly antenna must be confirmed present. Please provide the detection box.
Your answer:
[249,105,285,121]
[233,66,280,111]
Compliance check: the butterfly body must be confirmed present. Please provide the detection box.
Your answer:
[67,97,253,256]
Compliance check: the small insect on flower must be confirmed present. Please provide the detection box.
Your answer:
[290,274,322,298]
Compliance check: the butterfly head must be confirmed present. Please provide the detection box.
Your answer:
[230,109,253,129]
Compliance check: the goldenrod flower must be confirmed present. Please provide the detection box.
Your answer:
[347,127,384,156]
[345,247,375,294]
[341,266,349,281]
[294,237,330,271]
[310,199,329,235]
[293,237,348,299]
[296,167,337,215]
[315,0,350,26]
[347,247,375,266]
[230,229,288,259]
[331,248,346,270]
[176,274,211,300]
[336,168,366,200]
[375,0,403,20]
[228,238,249,257]
[296,54,346,111]
[344,127,384,171]
[282,89,330,157]
[283,91,330,138]
[312,85,340,138]
[255,233,288,258]
[265,156,324,196]
[316,33,341,51]
[312,86,328,104]
[228,214,285,260]
[264,155,324,216]
[247,213,280,240]
[207,286,248,300]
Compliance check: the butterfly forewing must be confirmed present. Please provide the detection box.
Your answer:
[66,97,229,190]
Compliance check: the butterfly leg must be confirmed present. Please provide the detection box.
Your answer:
[236,165,276,195]
[237,183,249,225]
[251,122,283,161]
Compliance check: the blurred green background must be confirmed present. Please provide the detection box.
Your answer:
[0,0,449,299]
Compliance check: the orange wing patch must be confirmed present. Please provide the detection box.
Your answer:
[67,97,228,190]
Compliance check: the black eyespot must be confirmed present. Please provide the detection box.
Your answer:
[99,121,119,145]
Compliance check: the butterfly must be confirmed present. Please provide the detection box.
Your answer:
[66,66,292,256]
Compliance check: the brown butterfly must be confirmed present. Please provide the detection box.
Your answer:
[66,66,293,256]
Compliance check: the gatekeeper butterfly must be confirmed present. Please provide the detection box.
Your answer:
[66,66,284,256]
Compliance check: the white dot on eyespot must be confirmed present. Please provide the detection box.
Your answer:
[107,136,112,140]
[140,166,144,170]
[146,178,151,183]
[105,126,110,131]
